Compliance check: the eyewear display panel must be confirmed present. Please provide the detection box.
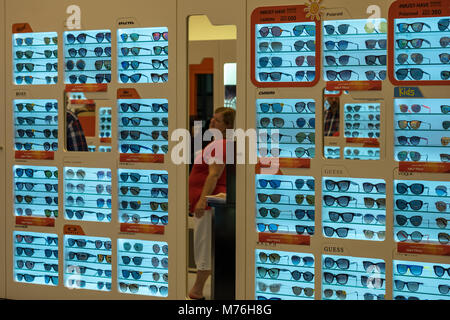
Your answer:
[256,99,316,159]
[118,99,169,155]
[322,177,386,241]
[118,239,168,297]
[394,16,450,81]
[14,99,58,153]
[64,29,112,84]
[13,32,58,85]
[14,231,59,286]
[393,260,450,300]
[256,174,315,237]
[322,254,386,300]
[14,165,58,219]
[99,107,112,142]
[118,27,169,84]
[323,19,387,82]
[394,99,450,163]
[118,169,169,225]
[64,167,112,222]
[64,235,112,291]
[344,103,380,139]
[255,249,314,300]
[255,21,318,84]
[394,179,450,245]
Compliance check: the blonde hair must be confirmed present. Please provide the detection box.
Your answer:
[214,107,236,129]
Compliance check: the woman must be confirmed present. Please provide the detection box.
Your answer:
[188,107,236,300]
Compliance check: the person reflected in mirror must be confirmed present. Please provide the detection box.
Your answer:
[66,109,88,151]
[188,107,236,300]
[324,96,340,137]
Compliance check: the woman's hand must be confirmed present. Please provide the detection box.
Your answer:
[194,198,207,218]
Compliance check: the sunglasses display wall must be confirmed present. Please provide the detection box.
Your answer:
[256,99,316,159]
[344,103,380,139]
[13,31,58,85]
[322,177,386,241]
[255,249,315,300]
[14,99,58,153]
[64,235,112,291]
[394,99,450,163]
[255,21,317,84]
[323,19,387,81]
[118,27,169,84]
[393,260,450,300]
[99,107,112,139]
[118,169,169,225]
[117,239,169,297]
[256,174,315,236]
[14,165,58,219]
[118,99,169,155]
[14,231,59,286]
[322,254,386,300]
[64,167,112,222]
[394,179,450,246]
[64,29,112,85]
[394,16,450,81]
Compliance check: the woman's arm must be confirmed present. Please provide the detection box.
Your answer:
[194,162,225,218]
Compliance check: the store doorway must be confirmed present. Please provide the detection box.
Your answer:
[186,15,237,300]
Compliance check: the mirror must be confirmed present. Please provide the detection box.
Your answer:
[186,15,237,300]
[64,91,112,152]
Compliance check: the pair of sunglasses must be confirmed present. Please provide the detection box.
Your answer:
[120,32,168,42]
[17,129,58,139]
[259,26,291,37]
[16,102,57,112]
[16,50,57,59]
[66,32,111,44]
[16,63,57,72]
[324,24,358,35]
[68,47,112,58]
[68,74,111,84]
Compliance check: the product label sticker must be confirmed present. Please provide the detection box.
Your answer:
[119,153,164,163]
[15,216,55,227]
[15,151,54,161]
[394,87,424,98]
[258,232,311,245]
[399,161,450,173]
[397,242,450,256]
[63,225,86,235]
[120,223,165,235]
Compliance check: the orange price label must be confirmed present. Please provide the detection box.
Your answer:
[258,232,310,246]
[63,225,86,235]
[100,138,112,144]
[326,81,382,91]
[397,242,450,256]
[65,84,107,92]
[16,216,55,227]
[120,153,164,163]
[399,161,450,173]
[117,88,141,99]
[12,23,33,33]
[346,138,380,147]
[15,150,54,160]
[120,223,165,235]
[257,157,311,169]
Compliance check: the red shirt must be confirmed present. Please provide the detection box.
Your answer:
[189,139,229,213]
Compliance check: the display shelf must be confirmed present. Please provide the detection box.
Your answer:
[394,179,450,245]
[393,260,450,300]
[255,249,315,300]
[256,174,315,237]
[118,169,168,226]
[323,19,387,82]
[117,239,168,297]
[343,147,380,160]
[322,254,386,300]
[13,32,58,85]
[394,17,450,81]
[118,99,169,155]
[322,177,386,241]
[64,29,112,84]
[14,99,58,153]
[117,27,168,84]
[256,99,315,159]
[14,165,58,218]
[64,167,112,222]
[14,231,59,286]
[64,235,112,291]
[254,21,318,84]
[344,103,380,139]
[394,99,449,163]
